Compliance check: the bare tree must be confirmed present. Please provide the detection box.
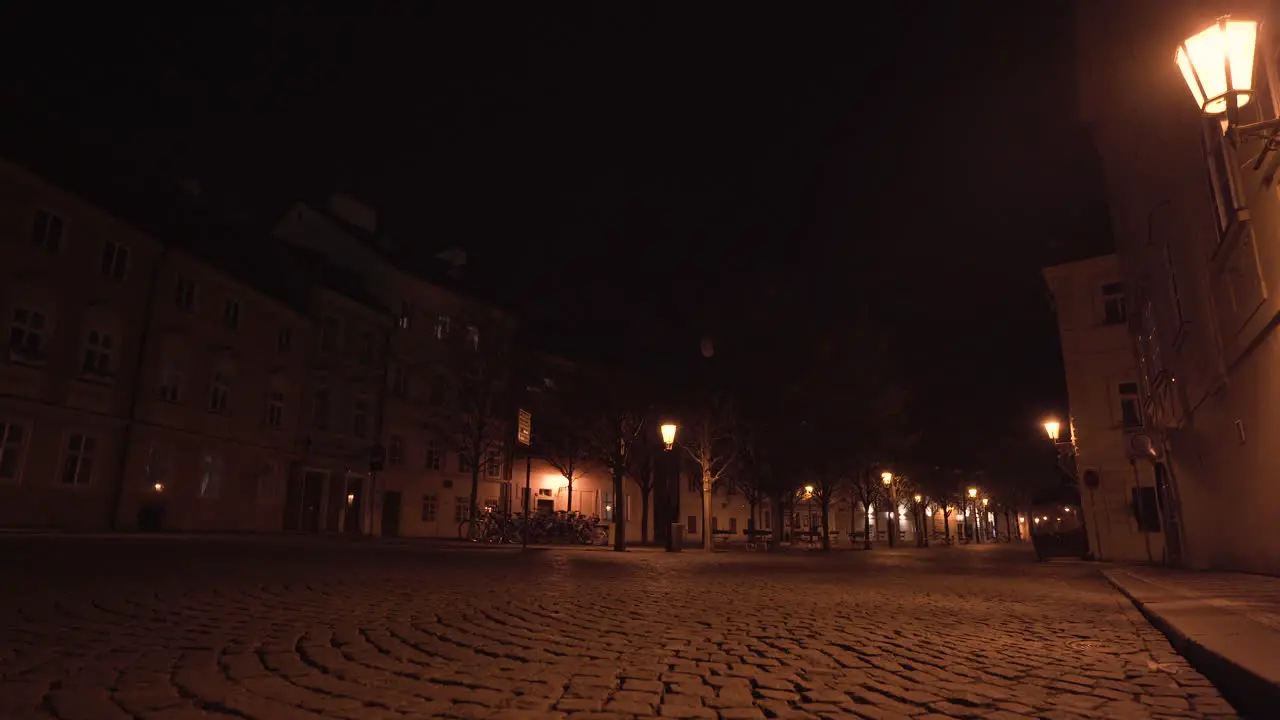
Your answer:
[581,372,649,551]
[680,394,737,553]
[541,404,593,516]
[625,433,657,544]
[429,329,511,525]
[848,465,885,549]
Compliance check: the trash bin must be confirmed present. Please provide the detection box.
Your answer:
[667,523,683,552]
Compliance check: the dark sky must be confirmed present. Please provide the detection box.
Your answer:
[1,3,1110,461]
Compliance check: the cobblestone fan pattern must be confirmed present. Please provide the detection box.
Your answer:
[0,537,1238,719]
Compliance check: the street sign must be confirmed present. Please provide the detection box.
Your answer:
[369,444,386,472]
[517,409,532,446]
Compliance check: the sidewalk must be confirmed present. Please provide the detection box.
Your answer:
[1103,565,1280,718]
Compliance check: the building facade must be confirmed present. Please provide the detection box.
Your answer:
[1045,255,1170,563]
[1076,0,1280,572]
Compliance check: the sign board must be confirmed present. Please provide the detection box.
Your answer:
[369,444,386,472]
[517,409,532,446]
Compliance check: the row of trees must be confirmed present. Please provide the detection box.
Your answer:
[434,301,1057,552]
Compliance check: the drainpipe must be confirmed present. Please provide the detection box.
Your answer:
[109,246,169,530]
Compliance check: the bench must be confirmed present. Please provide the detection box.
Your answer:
[742,529,773,551]
[711,529,732,548]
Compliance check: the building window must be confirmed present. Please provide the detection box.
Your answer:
[425,440,441,470]
[312,388,331,430]
[729,517,737,533]
[353,395,370,438]
[158,357,185,403]
[484,497,498,511]
[277,328,292,352]
[320,318,337,352]
[360,331,375,364]
[711,516,719,532]
[486,449,501,478]
[391,364,408,396]
[687,515,697,534]
[467,325,480,351]
[1132,486,1161,533]
[1119,382,1142,428]
[399,301,412,330]
[31,209,64,254]
[199,454,223,498]
[174,277,198,312]
[458,452,472,474]
[0,421,28,482]
[421,494,438,521]
[223,299,240,329]
[266,391,285,428]
[688,474,701,494]
[454,497,470,522]
[61,434,96,486]
[207,373,231,413]
[1102,282,1126,325]
[9,307,47,360]
[434,314,450,339]
[762,512,771,530]
[389,435,404,465]
[100,241,129,280]
[1204,127,1244,241]
[81,330,114,377]
[443,479,454,489]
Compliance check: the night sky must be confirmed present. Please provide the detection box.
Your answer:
[1,3,1111,464]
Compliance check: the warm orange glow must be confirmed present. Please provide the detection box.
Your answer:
[1043,420,1061,442]
[967,487,978,498]
[153,482,164,492]
[660,423,678,449]
[346,493,355,504]
[804,485,814,495]
[1176,19,1257,114]
[881,471,892,485]
[981,498,989,506]
[913,493,922,503]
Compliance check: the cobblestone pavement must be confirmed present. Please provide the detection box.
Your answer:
[0,536,1238,719]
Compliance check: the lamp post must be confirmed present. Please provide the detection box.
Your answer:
[981,497,990,542]
[967,486,978,544]
[1177,18,1264,131]
[911,491,921,543]
[803,485,815,546]
[661,422,680,552]
[881,471,896,548]
[1043,417,1095,560]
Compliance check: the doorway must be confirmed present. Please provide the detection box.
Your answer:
[1154,463,1183,564]
[300,471,326,532]
[381,491,402,538]
[344,477,364,534]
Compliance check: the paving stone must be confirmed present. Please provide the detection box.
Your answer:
[0,537,1240,720]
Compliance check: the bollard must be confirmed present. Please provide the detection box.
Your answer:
[667,523,683,552]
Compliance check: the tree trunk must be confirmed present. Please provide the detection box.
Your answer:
[567,476,573,515]
[1004,508,1014,541]
[771,493,785,551]
[469,462,481,524]
[640,482,650,545]
[862,500,872,550]
[820,493,831,552]
[944,512,951,544]
[612,461,626,552]
[702,470,713,552]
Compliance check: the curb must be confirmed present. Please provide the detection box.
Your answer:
[1103,569,1279,719]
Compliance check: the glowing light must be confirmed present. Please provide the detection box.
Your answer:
[1043,420,1061,442]
[153,482,164,492]
[1177,19,1258,114]
[660,423,678,449]
[881,471,892,485]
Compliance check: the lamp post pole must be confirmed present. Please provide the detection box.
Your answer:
[881,472,895,548]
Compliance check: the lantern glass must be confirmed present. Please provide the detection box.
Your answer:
[660,423,677,448]
[1043,420,1061,442]
[1176,20,1258,115]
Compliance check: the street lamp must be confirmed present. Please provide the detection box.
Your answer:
[660,423,678,450]
[881,472,896,547]
[1043,420,1061,443]
[660,422,679,552]
[913,493,925,548]
[966,487,978,544]
[1176,18,1258,116]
